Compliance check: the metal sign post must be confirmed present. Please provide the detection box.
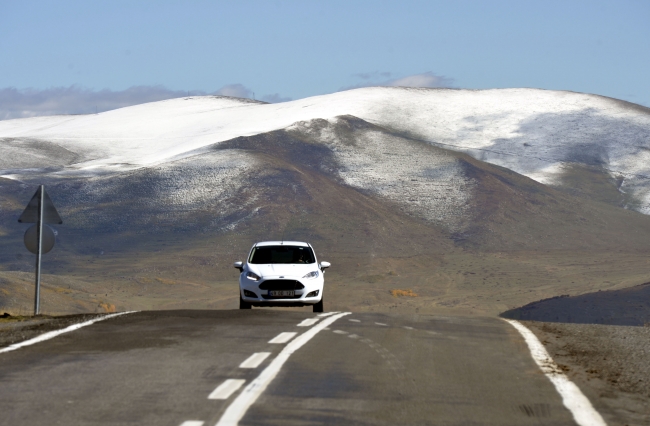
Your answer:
[18,185,62,316]
[34,186,44,315]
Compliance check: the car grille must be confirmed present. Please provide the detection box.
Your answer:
[261,293,303,299]
[258,280,304,290]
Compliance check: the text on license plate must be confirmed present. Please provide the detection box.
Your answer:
[269,290,294,297]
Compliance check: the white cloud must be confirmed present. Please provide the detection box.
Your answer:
[342,71,455,91]
[215,84,252,99]
[260,93,292,103]
[0,86,188,120]
[354,71,393,80]
[388,72,454,88]
[0,84,258,120]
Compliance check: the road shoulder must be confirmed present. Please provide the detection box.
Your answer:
[524,321,650,426]
[0,313,104,348]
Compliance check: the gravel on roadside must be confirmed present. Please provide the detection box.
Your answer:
[524,321,650,426]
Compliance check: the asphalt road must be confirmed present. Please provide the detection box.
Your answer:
[0,310,582,425]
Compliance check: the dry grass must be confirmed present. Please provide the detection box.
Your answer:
[98,302,116,313]
[390,289,418,297]
[0,315,30,323]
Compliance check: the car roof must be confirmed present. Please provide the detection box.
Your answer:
[254,241,310,247]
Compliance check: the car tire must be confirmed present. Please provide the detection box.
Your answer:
[239,294,252,310]
[313,297,324,313]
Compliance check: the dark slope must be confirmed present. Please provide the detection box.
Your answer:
[501,282,650,326]
[458,153,650,251]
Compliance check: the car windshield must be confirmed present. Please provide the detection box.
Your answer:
[249,245,315,264]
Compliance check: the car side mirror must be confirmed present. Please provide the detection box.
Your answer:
[234,261,243,272]
[319,261,330,271]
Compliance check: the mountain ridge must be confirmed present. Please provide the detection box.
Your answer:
[2,87,649,213]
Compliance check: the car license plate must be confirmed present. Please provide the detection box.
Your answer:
[269,290,294,297]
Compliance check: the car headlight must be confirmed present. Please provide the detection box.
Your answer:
[302,270,319,279]
[246,271,261,281]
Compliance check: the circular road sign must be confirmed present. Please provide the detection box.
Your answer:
[24,224,56,254]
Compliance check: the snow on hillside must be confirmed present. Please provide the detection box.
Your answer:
[288,117,475,230]
[2,87,650,212]
[62,148,261,232]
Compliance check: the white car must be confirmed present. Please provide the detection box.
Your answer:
[234,241,330,312]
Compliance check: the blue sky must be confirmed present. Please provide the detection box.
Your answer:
[1,0,649,118]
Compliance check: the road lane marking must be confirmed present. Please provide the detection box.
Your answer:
[348,319,360,322]
[338,331,408,379]
[403,326,414,330]
[180,421,204,426]
[268,332,297,344]
[208,379,246,400]
[375,322,387,326]
[317,312,338,317]
[333,330,348,334]
[239,352,271,369]
[504,319,607,426]
[0,311,137,354]
[297,318,320,327]
[216,312,351,426]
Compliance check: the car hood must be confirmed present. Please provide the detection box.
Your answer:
[249,263,318,278]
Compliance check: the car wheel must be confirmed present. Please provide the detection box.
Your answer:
[313,297,324,313]
[240,294,252,309]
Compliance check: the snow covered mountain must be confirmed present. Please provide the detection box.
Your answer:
[1,87,649,214]
[3,87,650,316]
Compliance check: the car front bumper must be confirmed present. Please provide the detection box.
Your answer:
[239,276,324,306]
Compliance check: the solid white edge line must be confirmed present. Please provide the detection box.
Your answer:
[215,312,351,426]
[268,332,297,344]
[503,319,607,426]
[317,312,338,317]
[239,352,271,369]
[208,379,246,400]
[0,311,137,354]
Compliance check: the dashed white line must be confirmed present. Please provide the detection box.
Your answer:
[208,379,246,400]
[180,421,204,426]
[348,334,359,339]
[216,312,351,426]
[239,352,271,369]
[403,326,414,330]
[348,319,360,322]
[333,330,348,335]
[268,332,297,344]
[0,311,137,354]
[375,322,387,326]
[504,319,607,426]
[297,318,320,327]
